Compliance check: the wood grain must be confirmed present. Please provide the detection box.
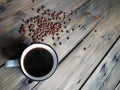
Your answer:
[0,67,38,90]
[0,0,89,90]
[81,38,120,90]
[32,1,120,89]
[0,0,116,67]
[0,0,89,66]
[0,0,87,36]
[115,82,120,90]
[0,0,120,90]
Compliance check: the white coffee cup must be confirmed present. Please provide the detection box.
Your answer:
[5,43,58,81]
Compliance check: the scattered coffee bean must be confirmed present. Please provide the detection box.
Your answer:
[41,38,44,41]
[28,33,33,36]
[75,11,78,14]
[64,26,67,28]
[68,18,71,21]
[67,36,69,40]
[59,42,62,45]
[32,0,35,3]
[95,15,101,20]
[32,8,34,11]
[86,12,91,16]
[53,43,56,46]
[36,8,41,13]
[79,25,81,27]
[94,29,97,32]
[63,22,67,24]
[21,19,25,22]
[72,28,74,31]
[83,47,86,50]
[46,9,50,12]
[71,10,73,14]
[41,5,46,10]
[52,37,55,40]
[61,30,63,32]
[108,37,110,40]
[102,35,105,38]
[57,37,60,40]
[19,5,72,43]
[56,33,59,36]
[66,30,69,33]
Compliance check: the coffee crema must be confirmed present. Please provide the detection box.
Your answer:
[24,48,53,77]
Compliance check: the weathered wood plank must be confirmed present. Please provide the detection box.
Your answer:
[0,0,89,65]
[0,0,114,66]
[0,67,36,90]
[0,0,87,36]
[0,0,85,20]
[81,38,120,90]
[115,82,120,90]
[0,0,89,64]
[0,0,44,19]
[0,0,119,90]
[32,1,120,89]
[0,0,90,90]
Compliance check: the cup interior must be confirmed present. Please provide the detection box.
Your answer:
[20,43,58,81]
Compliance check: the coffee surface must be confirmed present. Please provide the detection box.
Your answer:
[24,48,53,77]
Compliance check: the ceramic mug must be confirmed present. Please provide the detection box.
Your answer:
[5,43,58,82]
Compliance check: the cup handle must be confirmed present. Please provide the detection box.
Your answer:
[5,59,19,67]
[5,60,33,84]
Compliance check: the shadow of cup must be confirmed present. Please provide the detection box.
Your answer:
[4,43,58,84]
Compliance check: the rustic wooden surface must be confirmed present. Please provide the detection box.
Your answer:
[82,38,120,90]
[0,0,89,65]
[115,83,120,90]
[33,1,120,89]
[0,0,120,90]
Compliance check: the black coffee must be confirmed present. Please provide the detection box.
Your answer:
[24,48,53,77]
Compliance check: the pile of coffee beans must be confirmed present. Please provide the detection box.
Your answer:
[19,5,70,43]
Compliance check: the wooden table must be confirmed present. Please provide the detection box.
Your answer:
[0,0,120,90]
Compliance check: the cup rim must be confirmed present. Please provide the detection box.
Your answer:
[20,43,58,81]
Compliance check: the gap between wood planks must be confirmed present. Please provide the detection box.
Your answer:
[59,21,101,65]
[0,0,90,67]
[30,21,101,90]
[114,80,120,90]
[30,0,116,89]
[0,0,94,89]
[80,36,120,90]
[0,0,92,66]
[0,0,89,36]
[0,0,91,69]
[0,0,90,89]
[0,0,118,89]
[79,35,120,90]
[31,0,120,89]
[0,63,4,68]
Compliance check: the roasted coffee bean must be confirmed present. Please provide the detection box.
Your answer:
[59,42,62,45]
[67,36,69,40]
[19,6,71,43]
